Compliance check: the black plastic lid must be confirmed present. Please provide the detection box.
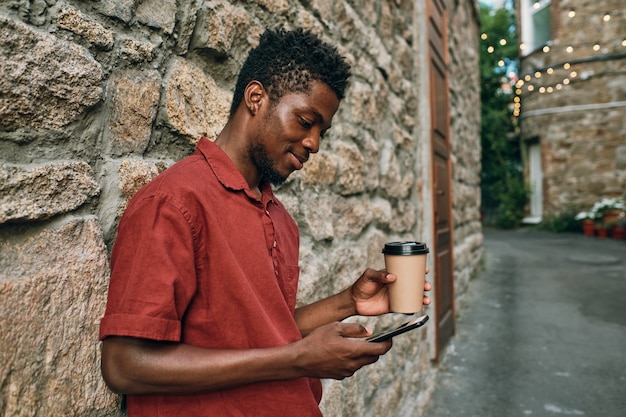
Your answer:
[382,241,429,255]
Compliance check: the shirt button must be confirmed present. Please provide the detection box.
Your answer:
[273,240,277,248]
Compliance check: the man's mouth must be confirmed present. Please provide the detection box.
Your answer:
[290,152,307,170]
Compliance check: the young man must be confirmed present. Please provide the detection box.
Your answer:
[99,28,431,416]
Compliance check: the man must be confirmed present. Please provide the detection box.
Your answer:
[99,28,431,416]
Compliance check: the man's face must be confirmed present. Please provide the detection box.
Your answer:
[248,81,340,185]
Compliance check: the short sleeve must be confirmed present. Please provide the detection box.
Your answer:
[99,192,198,341]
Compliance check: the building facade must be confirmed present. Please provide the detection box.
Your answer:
[517,0,626,221]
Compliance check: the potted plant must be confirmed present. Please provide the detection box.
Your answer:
[576,198,625,238]
[613,217,626,240]
[575,211,596,237]
[592,198,626,225]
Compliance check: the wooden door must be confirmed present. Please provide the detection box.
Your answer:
[428,0,455,359]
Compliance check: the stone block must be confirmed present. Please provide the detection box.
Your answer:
[332,197,374,239]
[334,142,365,195]
[120,37,156,63]
[94,0,135,23]
[108,70,161,156]
[300,151,339,186]
[0,217,120,416]
[118,159,169,213]
[252,0,289,14]
[56,5,114,49]
[136,0,177,34]
[189,1,250,54]
[0,16,103,131]
[0,162,99,224]
[163,58,231,142]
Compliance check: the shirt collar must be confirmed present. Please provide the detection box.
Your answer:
[195,137,275,204]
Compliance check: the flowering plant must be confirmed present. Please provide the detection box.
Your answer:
[576,198,625,222]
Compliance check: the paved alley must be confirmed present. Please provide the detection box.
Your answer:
[421,229,626,417]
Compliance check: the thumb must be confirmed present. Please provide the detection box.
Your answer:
[338,322,372,338]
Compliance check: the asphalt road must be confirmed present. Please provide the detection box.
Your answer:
[420,229,626,417]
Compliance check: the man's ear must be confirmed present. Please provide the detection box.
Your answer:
[243,81,266,115]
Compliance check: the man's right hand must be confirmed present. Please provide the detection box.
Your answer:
[293,321,392,380]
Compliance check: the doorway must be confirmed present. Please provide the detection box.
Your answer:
[524,141,543,224]
[428,0,455,359]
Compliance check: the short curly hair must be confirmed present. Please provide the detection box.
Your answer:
[229,28,352,117]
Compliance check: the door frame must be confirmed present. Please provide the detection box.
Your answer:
[427,0,455,360]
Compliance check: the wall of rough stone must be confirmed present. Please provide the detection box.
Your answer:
[0,1,481,416]
[519,0,626,215]
[447,1,483,302]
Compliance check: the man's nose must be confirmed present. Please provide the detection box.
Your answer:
[302,132,320,154]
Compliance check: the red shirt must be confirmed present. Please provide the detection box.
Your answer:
[100,138,323,416]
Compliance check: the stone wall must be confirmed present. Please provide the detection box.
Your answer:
[519,0,626,215]
[448,1,483,302]
[0,1,481,416]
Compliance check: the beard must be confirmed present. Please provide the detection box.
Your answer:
[248,143,287,186]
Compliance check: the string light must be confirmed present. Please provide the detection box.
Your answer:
[481,3,625,118]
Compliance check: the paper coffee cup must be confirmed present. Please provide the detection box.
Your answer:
[383,241,429,314]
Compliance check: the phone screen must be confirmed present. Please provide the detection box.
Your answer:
[365,314,429,342]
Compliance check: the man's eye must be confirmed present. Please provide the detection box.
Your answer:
[300,118,312,128]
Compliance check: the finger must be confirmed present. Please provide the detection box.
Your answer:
[368,268,395,283]
[338,322,372,338]
[425,266,430,274]
[424,281,432,291]
[423,295,431,306]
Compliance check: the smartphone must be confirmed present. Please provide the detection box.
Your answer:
[365,314,429,342]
